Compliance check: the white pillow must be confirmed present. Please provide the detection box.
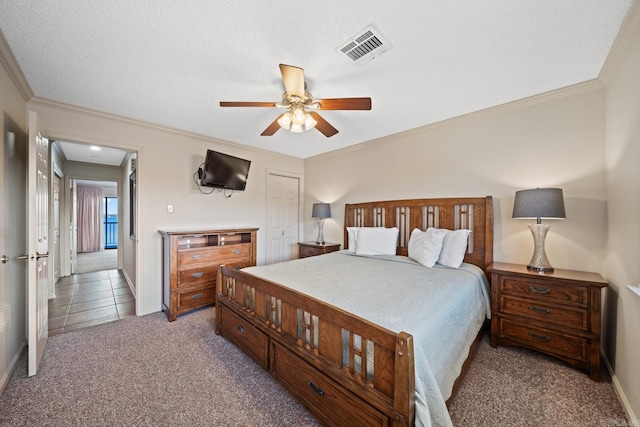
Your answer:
[408,228,448,267]
[354,227,399,256]
[435,228,471,268]
[346,227,360,252]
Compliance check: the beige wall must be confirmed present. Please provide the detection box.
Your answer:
[305,86,607,273]
[0,46,28,391]
[28,99,305,316]
[603,2,640,421]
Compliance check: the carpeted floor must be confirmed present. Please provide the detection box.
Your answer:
[0,307,629,426]
[75,249,117,274]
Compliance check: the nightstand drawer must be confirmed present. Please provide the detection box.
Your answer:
[299,245,319,258]
[500,295,588,331]
[499,318,587,362]
[500,277,588,306]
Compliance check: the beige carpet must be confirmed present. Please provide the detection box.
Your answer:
[75,249,117,274]
[0,307,629,426]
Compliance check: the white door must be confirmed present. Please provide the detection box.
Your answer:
[53,174,61,284]
[70,179,78,274]
[27,111,49,376]
[265,173,299,264]
[1,115,28,382]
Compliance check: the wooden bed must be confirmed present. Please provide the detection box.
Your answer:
[215,197,493,426]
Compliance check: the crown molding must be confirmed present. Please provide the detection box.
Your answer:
[599,0,640,84]
[0,31,34,102]
[307,79,604,162]
[28,96,302,161]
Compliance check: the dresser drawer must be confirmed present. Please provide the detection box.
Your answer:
[499,318,588,362]
[500,277,588,306]
[176,286,216,311]
[499,295,588,331]
[178,244,251,267]
[178,265,218,288]
[299,245,319,258]
[218,305,268,369]
[272,342,388,427]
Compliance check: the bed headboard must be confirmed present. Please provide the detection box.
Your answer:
[344,196,494,273]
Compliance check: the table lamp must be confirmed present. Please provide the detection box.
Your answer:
[312,202,331,245]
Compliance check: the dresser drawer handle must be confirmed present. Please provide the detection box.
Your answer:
[307,380,325,396]
[191,293,203,300]
[528,305,550,314]
[191,272,204,278]
[236,325,245,333]
[232,249,242,255]
[528,332,550,342]
[528,286,550,294]
[191,254,204,260]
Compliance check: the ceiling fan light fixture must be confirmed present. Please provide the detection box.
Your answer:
[291,106,306,126]
[290,123,304,133]
[277,112,292,129]
[304,113,317,130]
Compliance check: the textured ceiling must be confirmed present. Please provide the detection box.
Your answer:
[0,1,633,159]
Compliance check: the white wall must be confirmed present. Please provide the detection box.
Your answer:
[304,86,607,273]
[0,39,29,392]
[27,98,305,316]
[603,2,640,421]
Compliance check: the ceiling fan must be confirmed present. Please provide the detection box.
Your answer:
[220,64,371,138]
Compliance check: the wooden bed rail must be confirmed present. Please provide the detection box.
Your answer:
[216,266,415,426]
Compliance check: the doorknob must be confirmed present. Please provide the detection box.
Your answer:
[1,255,8,264]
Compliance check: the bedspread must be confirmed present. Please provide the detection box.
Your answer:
[243,251,490,427]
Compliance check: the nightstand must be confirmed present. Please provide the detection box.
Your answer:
[488,262,608,381]
[298,241,341,258]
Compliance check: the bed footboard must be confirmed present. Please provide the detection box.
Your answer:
[216,266,415,426]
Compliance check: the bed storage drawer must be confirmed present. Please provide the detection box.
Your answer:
[271,342,388,427]
[218,305,269,369]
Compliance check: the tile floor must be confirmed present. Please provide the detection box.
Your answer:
[49,269,135,336]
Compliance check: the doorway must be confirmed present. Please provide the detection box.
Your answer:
[48,140,137,335]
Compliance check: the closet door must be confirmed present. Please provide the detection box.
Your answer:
[265,173,300,264]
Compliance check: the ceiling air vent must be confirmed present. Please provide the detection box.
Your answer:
[337,24,392,65]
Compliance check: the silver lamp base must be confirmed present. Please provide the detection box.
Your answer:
[315,219,325,245]
[527,224,554,273]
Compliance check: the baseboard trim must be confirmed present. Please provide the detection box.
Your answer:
[602,350,639,426]
[0,341,26,395]
[121,268,137,300]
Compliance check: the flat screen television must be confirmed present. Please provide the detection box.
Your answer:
[200,149,251,191]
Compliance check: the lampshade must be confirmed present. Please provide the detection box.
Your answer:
[512,188,566,221]
[312,202,331,219]
[277,112,292,129]
[304,113,317,130]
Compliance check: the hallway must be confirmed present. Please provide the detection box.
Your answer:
[48,269,135,336]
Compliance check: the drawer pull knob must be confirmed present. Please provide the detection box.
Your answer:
[233,249,242,255]
[528,305,550,314]
[529,286,551,294]
[191,272,204,278]
[236,325,245,333]
[191,293,203,300]
[307,380,325,396]
[528,332,550,342]
[191,254,204,260]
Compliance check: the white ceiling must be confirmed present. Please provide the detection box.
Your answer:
[56,140,128,166]
[0,1,633,159]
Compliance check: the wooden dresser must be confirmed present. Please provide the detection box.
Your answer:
[298,241,341,258]
[159,228,257,321]
[488,262,608,380]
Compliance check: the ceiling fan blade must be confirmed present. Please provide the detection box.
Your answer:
[220,101,276,108]
[261,115,284,136]
[315,97,372,110]
[309,112,338,138]
[279,64,305,99]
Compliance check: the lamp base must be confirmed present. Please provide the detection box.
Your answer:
[527,224,554,273]
[315,219,325,245]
